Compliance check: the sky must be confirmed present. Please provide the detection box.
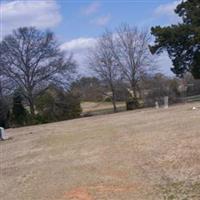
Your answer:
[0,0,183,76]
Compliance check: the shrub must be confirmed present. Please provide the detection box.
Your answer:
[0,98,10,128]
[104,96,112,102]
[12,91,28,126]
[35,86,82,123]
[126,97,141,110]
[32,114,48,125]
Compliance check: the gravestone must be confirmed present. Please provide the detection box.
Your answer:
[0,127,6,140]
[155,101,159,109]
[164,96,169,109]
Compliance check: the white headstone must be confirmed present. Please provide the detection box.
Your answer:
[155,101,159,109]
[164,96,169,109]
[0,127,6,140]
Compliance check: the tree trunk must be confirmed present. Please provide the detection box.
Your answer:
[111,90,117,113]
[28,94,35,117]
[131,84,140,108]
[29,102,35,117]
[132,86,137,98]
[131,79,138,98]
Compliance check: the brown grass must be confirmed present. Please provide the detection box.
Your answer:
[81,101,125,114]
[1,102,200,200]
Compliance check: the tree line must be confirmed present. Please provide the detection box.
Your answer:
[0,0,199,128]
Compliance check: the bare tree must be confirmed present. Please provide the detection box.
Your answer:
[0,27,76,116]
[88,31,119,112]
[112,24,154,99]
[0,74,13,98]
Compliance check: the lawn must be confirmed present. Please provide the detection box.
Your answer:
[81,101,126,115]
[1,102,200,200]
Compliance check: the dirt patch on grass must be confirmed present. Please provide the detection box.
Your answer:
[64,184,139,200]
[64,187,92,200]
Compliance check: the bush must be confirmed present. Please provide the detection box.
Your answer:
[126,98,141,110]
[0,98,10,128]
[12,91,28,126]
[32,114,48,125]
[104,96,112,102]
[35,86,82,123]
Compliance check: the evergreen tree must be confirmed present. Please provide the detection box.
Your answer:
[12,91,27,125]
[0,98,10,128]
[150,0,200,79]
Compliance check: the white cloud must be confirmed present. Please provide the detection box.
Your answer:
[61,37,97,75]
[61,37,174,76]
[155,1,180,16]
[0,0,61,38]
[90,14,111,26]
[156,52,174,76]
[81,1,100,16]
[81,2,110,27]
[154,0,182,23]
[61,37,97,52]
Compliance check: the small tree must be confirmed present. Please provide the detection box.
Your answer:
[0,98,10,128]
[12,90,27,126]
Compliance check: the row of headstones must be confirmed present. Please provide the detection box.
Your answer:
[155,96,169,109]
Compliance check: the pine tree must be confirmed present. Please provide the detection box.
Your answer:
[150,0,200,79]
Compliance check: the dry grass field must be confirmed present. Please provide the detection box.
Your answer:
[81,101,126,115]
[1,102,200,200]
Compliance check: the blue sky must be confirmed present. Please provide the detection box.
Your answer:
[56,0,178,42]
[1,0,182,76]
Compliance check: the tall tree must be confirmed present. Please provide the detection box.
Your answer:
[113,24,154,99]
[0,27,76,116]
[88,31,119,112]
[150,0,200,79]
